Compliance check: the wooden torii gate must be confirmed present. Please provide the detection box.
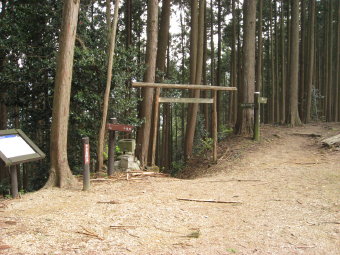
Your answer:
[132,82,237,163]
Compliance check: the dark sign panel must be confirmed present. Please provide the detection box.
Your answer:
[106,124,134,132]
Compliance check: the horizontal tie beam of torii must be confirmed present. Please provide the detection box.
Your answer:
[132,82,237,164]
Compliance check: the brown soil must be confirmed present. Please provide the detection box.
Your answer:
[1,123,339,255]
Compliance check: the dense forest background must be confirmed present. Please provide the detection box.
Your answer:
[0,0,339,193]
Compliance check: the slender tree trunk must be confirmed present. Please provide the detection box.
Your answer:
[97,0,120,172]
[305,0,315,123]
[203,0,209,132]
[216,0,221,128]
[136,0,158,167]
[286,0,291,122]
[185,0,205,160]
[125,0,132,47]
[335,0,340,121]
[269,1,275,123]
[255,0,263,129]
[235,0,256,135]
[210,0,215,88]
[45,0,80,188]
[149,0,171,166]
[287,0,302,126]
[299,0,306,120]
[280,0,286,123]
[230,0,237,125]
[256,0,263,94]
[274,0,280,122]
[326,0,333,121]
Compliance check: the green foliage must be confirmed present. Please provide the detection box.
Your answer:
[218,125,233,141]
[170,160,185,176]
[0,178,10,197]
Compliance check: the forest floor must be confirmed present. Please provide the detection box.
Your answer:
[0,123,339,255]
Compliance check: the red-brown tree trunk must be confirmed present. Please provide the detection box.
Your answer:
[235,0,256,135]
[45,0,80,188]
[136,0,158,167]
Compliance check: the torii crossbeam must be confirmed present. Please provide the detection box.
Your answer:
[132,82,237,164]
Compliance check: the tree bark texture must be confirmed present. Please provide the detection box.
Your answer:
[280,0,286,123]
[97,0,120,172]
[45,0,80,188]
[136,0,158,167]
[305,0,315,123]
[184,0,205,160]
[287,0,302,126]
[335,0,340,121]
[149,0,171,166]
[235,0,256,135]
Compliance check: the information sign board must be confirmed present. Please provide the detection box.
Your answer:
[258,97,268,104]
[106,123,134,132]
[0,129,46,166]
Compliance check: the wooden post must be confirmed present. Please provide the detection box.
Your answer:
[82,137,90,191]
[212,90,218,162]
[10,165,18,198]
[108,118,117,176]
[254,92,260,141]
[151,88,160,166]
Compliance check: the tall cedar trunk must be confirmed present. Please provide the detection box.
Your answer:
[125,0,132,47]
[280,0,286,123]
[210,0,215,88]
[235,0,256,135]
[255,0,263,128]
[136,0,158,167]
[305,0,315,123]
[299,0,305,120]
[44,0,80,188]
[335,0,340,121]
[209,0,215,131]
[287,0,302,126]
[149,0,171,166]
[203,0,209,132]
[97,0,120,172]
[230,0,237,124]
[274,0,280,122]
[269,1,275,123]
[286,0,291,122]
[184,0,205,160]
[326,0,333,121]
[256,0,263,94]
[216,0,221,128]
[180,0,186,156]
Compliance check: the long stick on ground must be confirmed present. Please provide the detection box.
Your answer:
[177,198,242,204]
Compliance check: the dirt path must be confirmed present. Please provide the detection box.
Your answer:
[1,124,339,255]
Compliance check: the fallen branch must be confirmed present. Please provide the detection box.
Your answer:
[205,179,261,183]
[77,226,104,240]
[110,225,138,229]
[292,133,322,138]
[320,221,340,225]
[97,200,119,204]
[177,198,241,204]
[292,162,321,165]
[296,245,316,249]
